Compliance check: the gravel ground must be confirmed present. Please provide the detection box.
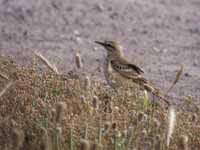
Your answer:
[0,0,199,102]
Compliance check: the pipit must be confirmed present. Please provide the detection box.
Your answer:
[95,40,169,105]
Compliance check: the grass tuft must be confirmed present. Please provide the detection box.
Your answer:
[0,55,199,150]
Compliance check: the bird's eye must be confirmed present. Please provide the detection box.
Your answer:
[106,43,113,48]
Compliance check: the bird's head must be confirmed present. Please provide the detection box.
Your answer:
[95,40,121,53]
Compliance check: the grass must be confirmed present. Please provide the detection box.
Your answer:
[0,55,199,150]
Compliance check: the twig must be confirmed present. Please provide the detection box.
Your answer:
[34,52,59,74]
[0,81,13,97]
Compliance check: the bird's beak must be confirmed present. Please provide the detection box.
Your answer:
[95,41,106,47]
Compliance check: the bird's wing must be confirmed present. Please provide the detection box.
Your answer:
[127,63,144,74]
[110,59,150,84]
[110,58,144,78]
[119,57,144,74]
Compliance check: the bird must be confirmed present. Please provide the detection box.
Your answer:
[95,40,169,105]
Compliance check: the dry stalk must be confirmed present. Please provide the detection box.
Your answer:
[0,81,13,97]
[165,64,184,95]
[12,128,25,150]
[41,127,50,150]
[0,72,9,80]
[53,64,59,74]
[166,106,176,147]
[34,51,59,74]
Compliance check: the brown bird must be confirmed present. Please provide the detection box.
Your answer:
[95,40,169,105]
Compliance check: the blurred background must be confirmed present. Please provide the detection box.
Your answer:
[0,0,199,101]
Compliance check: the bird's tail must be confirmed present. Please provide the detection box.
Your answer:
[132,77,170,105]
[143,83,169,105]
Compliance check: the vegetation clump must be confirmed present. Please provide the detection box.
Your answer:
[0,55,199,150]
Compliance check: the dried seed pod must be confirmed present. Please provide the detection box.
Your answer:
[80,95,86,104]
[192,113,198,122]
[12,128,24,150]
[84,76,91,89]
[111,122,117,130]
[56,102,67,124]
[137,112,148,122]
[102,121,111,136]
[92,96,99,110]
[114,106,119,112]
[179,134,188,150]
[80,139,90,150]
[152,118,161,128]
[104,121,111,130]
[75,51,83,69]
[141,129,147,138]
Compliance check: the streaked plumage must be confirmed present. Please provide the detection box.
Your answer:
[95,40,169,105]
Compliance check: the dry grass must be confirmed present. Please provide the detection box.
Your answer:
[0,55,199,150]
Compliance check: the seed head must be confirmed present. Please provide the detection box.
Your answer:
[84,76,91,89]
[56,102,67,124]
[92,96,99,110]
[80,139,90,150]
[166,105,176,147]
[179,134,188,150]
[12,128,24,149]
[75,51,83,69]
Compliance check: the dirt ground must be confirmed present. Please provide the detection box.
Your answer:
[0,0,199,102]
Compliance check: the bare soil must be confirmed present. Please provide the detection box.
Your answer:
[0,0,200,102]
